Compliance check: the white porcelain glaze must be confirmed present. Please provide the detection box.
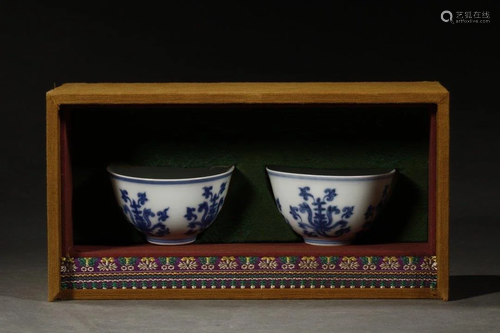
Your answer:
[108,165,235,245]
[266,166,396,246]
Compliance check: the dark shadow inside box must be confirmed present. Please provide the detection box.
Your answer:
[67,104,431,246]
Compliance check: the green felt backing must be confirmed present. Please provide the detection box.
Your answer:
[69,105,430,245]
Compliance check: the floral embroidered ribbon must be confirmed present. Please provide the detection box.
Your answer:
[61,255,437,290]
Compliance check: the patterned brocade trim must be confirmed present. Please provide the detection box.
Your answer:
[61,255,438,290]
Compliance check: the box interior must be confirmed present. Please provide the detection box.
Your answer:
[63,104,434,252]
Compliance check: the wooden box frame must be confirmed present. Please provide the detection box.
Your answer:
[46,82,449,301]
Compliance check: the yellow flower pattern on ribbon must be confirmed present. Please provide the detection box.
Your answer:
[218,256,238,270]
[339,257,360,270]
[178,257,198,270]
[98,257,117,271]
[420,256,437,271]
[298,256,319,269]
[61,256,76,273]
[258,257,278,269]
[138,257,158,270]
[380,256,400,270]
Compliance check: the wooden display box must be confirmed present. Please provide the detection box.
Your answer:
[46,82,449,301]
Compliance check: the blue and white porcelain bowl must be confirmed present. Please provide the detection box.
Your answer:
[108,164,234,245]
[266,166,396,246]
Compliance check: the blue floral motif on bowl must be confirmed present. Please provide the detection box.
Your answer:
[285,187,352,239]
[184,182,227,235]
[120,190,170,237]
